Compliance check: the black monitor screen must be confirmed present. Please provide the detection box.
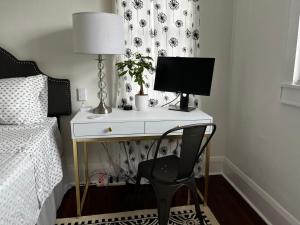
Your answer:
[154,57,215,96]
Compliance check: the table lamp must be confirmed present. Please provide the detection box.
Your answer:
[72,12,125,114]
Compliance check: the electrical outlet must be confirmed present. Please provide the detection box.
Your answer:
[77,88,88,101]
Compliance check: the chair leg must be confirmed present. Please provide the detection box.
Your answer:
[152,183,177,225]
[186,179,205,225]
[135,169,142,192]
[134,169,142,208]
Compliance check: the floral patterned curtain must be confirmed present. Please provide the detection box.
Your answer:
[113,0,203,181]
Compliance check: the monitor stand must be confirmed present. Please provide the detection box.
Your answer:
[168,93,196,112]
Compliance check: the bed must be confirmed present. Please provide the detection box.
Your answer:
[0,47,71,225]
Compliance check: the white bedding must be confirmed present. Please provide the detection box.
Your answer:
[0,118,63,225]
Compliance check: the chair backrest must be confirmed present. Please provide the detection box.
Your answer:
[151,123,216,180]
[177,125,207,179]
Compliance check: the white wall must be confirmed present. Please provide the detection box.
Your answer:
[0,0,233,184]
[228,0,300,221]
[200,0,233,157]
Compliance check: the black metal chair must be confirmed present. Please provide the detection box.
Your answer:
[136,123,216,225]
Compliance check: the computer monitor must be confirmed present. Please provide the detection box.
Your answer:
[154,56,215,112]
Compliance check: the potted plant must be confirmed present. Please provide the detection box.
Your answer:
[116,53,155,111]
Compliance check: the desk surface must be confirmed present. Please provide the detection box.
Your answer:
[71,107,213,124]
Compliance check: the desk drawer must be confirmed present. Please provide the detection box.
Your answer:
[145,120,211,134]
[73,122,144,137]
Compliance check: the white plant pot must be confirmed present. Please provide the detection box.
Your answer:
[135,94,148,111]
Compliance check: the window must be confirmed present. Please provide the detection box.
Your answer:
[280,1,300,107]
[292,16,300,85]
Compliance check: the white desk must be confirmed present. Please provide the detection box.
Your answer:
[71,107,213,216]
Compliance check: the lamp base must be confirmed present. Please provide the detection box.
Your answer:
[93,101,112,114]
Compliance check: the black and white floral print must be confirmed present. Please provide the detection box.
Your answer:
[125,48,132,58]
[149,98,158,107]
[132,0,143,10]
[169,37,178,55]
[124,9,132,21]
[145,47,151,55]
[116,0,200,62]
[121,1,127,8]
[125,83,132,92]
[186,28,191,38]
[154,3,161,11]
[169,0,179,10]
[155,41,160,48]
[150,28,157,38]
[183,10,188,16]
[139,19,147,28]
[169,37,178,47]
[169,0,180,21]
[158,49,167,57]
[114,0,202,180]
[175,19,183,28]
[158,12,167,24]
[133,37,143,50]
[192,29,200,40]
[121,98,127,106]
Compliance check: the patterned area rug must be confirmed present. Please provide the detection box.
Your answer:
[55,205,220,225]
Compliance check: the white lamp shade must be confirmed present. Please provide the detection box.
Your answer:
[72,12,125,55]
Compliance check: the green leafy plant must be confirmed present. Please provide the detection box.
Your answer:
[116,53,155,95]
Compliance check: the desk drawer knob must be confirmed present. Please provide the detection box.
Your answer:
[107,127,112,132]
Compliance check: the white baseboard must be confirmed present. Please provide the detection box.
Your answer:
[208,156,224,175]
[223,158,300,225]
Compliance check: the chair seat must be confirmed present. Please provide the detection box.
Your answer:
[138,155,180,183]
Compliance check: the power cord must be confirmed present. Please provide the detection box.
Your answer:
[146,140,157,160]
[161,94,180,107]
[101,143,119,177]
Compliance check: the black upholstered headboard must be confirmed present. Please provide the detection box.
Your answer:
[0,47,72,117]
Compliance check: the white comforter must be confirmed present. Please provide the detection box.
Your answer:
[0,118,63,225]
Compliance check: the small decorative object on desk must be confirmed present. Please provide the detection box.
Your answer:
[123,104,133,110]
[116,53,155,111]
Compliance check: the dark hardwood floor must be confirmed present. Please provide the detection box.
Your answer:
[57,175,267,225]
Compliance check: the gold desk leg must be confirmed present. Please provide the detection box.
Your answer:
[73,140,81,216]
[84,142,89,183]
[81,142,89,212]
[196,187,204,202]
[204,141,211,206]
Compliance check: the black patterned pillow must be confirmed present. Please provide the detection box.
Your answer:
[0,75,48,125]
